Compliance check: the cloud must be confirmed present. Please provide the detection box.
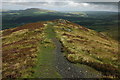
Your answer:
[2,0,119,12]
[2,0,120,2]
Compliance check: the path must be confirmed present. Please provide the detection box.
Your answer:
[42,22,102,78]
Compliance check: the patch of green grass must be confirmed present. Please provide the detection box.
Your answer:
[34,11,47,14]
[45,22,57,38]
[34,22,61,78]
[34,43,61,78]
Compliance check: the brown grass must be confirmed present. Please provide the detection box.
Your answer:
[2,21,45,78]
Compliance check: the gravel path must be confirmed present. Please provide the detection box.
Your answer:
[52,38,102,78]
[46,23,102,78]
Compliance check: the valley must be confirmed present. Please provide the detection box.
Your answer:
[2,8,119,41]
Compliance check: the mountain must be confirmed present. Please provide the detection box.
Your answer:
[1,19,119,78]
[24,8,55,12]
[2,8,118,42]
[2,8,87,30]
[2,8,57,16]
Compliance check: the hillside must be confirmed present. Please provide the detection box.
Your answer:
[2,8,56,15]
[2,8,119,42]
[101,26,119,41]
[1,19,119,79]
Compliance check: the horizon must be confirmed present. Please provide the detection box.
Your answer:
[2,1,118,12]
[1,7,119,12]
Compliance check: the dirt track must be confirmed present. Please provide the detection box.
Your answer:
[47,23,102,78]
[52,38,101,78]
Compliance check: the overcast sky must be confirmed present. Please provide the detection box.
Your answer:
[2,0,119,12]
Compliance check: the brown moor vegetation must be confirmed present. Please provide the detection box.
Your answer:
[53,19,119,78]
[2,21,45,78]
[1,19,120,78]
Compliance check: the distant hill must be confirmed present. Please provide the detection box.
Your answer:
[102,26,119,41]
[2,19,119,78]
[24,8,56,12]
[2,8,119,41]
[2,8,87,29]
[2,8,57,16]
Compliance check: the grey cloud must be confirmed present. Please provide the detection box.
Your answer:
[69,0,119,2]
[87,2,118,6]
[2,1,119,12]
[2,0,120,2]
[86,2,118,10]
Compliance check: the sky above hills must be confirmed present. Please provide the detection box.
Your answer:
[2,0,119,12]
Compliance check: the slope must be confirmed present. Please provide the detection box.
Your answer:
[52,19,119,78]
[1,19,119,78]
